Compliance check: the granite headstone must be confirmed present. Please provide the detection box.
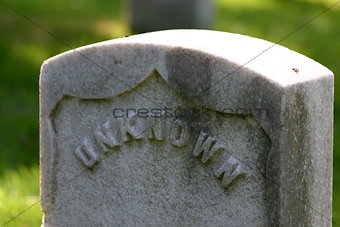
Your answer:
[40,30,333,226]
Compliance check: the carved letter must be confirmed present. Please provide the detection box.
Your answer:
[192,131,224,163]
[94,120,119,154]
[215,156,245,188]
[119,113,143,143]
[170,120,189,147]
[147,116,164,141]
[75,138,99,169]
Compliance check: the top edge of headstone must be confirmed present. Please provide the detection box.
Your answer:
[42,29,333,87]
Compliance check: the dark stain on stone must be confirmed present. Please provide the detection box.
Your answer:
[165,47,213,103]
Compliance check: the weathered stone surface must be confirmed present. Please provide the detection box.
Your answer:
[128,0,213,33]
[40,30,333,226]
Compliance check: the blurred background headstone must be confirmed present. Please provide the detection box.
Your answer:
[128,0,214,33]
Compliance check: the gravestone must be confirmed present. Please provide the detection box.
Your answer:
[128,0,213,33]
[40,30,333,226]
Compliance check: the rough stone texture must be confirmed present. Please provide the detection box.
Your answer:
[128,0,213,33]
[40,30,333,226]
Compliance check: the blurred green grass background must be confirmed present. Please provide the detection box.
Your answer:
[0,0,339,226]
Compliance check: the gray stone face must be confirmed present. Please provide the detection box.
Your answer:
[128,0,213,33]
[40,30,333,226]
